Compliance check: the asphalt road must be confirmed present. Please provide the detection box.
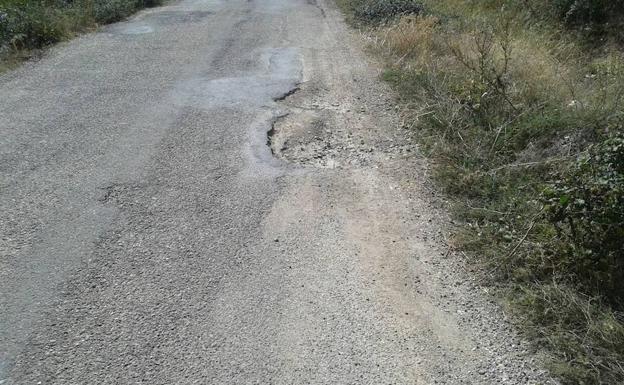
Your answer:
[0,0,554,384]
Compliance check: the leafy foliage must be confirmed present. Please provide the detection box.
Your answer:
[0,1,70,49]
[544,135,624,305]
[353,0,423,24]
[92,0,140,24]
[547,0,624,25]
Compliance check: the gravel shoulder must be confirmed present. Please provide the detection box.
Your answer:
[266,2,556,382]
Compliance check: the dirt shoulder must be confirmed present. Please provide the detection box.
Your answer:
[267,0,557,382]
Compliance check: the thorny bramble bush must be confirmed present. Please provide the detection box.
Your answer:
[543,135,624,305]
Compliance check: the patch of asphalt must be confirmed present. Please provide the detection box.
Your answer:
[0,0,556,383]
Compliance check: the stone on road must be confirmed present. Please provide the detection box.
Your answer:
[0,0,552,384]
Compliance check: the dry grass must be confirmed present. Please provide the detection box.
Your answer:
[337,0,624,383]
[376,15,438,65]
[508,40,574,107]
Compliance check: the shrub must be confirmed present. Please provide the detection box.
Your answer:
[353,0,423,24]
[543,135,624,305]
[92,0,140,24]
[0,2,70,50]
[548,0,624,25]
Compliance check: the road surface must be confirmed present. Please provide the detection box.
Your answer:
[0,0,553,383]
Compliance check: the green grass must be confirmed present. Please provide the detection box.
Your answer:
[338,0,624,384]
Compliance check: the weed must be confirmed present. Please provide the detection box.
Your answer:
[377,15,437,63]
[336,0,624,382]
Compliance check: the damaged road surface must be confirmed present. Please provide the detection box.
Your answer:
[0,0,554,384]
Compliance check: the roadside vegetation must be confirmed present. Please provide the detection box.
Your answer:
[0,0,161,70]
[336,0,624,383]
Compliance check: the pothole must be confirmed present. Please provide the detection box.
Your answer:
[268,110,331,165]
[266,81,388,169]
[268,107,379,169]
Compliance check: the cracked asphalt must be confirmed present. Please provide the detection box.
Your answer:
[0,0,555,384]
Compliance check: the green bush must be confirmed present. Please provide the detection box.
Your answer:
[548,0,624,25]
[543,135,624,305]
[0,0,163,52]
[93,0,162,23]
[92,0,139,23]
[353,0,423,24]
[0,2,70,49]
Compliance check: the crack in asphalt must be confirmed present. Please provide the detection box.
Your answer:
[273,85,301,102]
